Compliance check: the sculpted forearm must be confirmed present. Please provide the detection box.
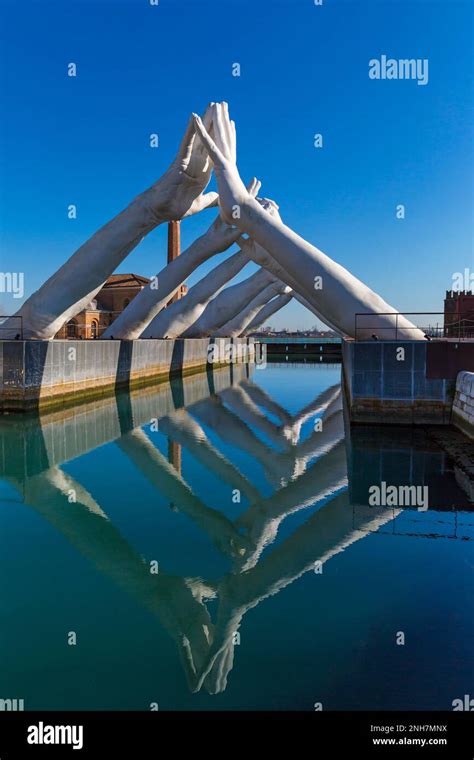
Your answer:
[214,281,287,338]
[141,250,249,339]
[242,292,293,336]
[101,233,216,339]
[16,195,161,339]
[102,215,243,340]
[238,201,420,338]
[182,268,276,338]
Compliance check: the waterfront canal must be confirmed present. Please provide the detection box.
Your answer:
[0,363,472,710]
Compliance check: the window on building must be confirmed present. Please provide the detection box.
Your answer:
[67,320,77,338]
[90,320,98,339]
[123,298,130,309]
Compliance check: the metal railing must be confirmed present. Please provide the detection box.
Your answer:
[354,312,474,341]
[0,316,23,340]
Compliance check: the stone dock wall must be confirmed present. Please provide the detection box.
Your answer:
[452,371,474,439]
[342,339,457,424]
[0,338,255,412]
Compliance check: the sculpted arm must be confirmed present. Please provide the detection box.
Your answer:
[141,250,249,339]
[104,178,261,340]
[193,104,425,341]
[182,268,276,338]
[214,281,290,338]
[14,106,218,339]
[241,292,293,336]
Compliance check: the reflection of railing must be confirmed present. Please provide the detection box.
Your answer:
[353,504,472,541]
[0,315,23,340]
[265,360,341,368]
[265,341,341,353]
[263,339,342,364]
[354,312,474,341]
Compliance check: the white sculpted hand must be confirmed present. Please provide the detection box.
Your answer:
[192,103,252,226]
[142,103,219,223]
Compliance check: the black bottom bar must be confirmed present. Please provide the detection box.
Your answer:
[0,711,472,757]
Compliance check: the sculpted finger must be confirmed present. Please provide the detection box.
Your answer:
[183,191,219,218]
[177,114,196,162]
[257,196,281,220]
[246,177,262,198]
[202,103,215,130]
[213,103,232,159]
[221,102,235,159]
[230,120,237,163]
[192,114,226,166]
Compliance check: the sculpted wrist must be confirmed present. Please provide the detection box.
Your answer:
[134,185,167,228]
[238,196,269,234]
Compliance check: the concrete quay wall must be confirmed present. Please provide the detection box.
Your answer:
[342,340,456,424]
[0,338,255,412]
[452,371,474,439]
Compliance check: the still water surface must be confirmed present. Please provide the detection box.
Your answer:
[0,363,472,710]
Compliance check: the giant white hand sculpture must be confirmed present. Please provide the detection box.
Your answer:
[182,268,276,338]
[103,177,261,340]
[11,105,219,340]
[192,104,425,341]
[140,250,249,339]
[214,281,290,338]
[241,292,293,336]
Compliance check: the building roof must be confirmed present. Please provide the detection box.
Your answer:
[102,273,150,288]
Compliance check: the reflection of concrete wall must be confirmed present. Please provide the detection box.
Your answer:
[0,362,250,477]
[453,371,474,438]
[0,338,254,412]
[348,424,473,511]
[342,340,454,424]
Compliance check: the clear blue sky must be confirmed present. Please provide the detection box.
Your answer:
[0,0,472,330]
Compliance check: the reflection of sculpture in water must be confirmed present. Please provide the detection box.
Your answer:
[1,371,402,697]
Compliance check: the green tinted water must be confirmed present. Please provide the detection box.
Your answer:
[0,363,472,710]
